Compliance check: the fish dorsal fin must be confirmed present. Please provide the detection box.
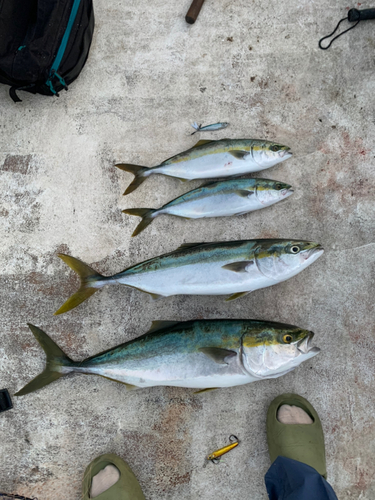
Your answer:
[193,140,216,148]
[194,387,219,394]
[176,242,205,251]
[225,291,252,302]
[147,320,181,334]
[222,261,254,273]
[229,150,250,160]
[199,347,237,365]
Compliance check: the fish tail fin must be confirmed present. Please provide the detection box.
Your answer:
[54,254,104,315]
[191,122,201,135]
[115,163,150,195]
[122,208,157,237]
[15,324,75,396]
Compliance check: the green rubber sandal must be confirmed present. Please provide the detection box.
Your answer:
[82,453,146,500]
[267,393,327,478]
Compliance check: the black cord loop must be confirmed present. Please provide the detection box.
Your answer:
[319,17,360,50]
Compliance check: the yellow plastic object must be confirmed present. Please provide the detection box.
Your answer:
[207,435,239,463]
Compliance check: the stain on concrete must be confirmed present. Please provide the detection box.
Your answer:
[2,155,33,175]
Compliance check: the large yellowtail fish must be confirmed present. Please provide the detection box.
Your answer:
[124,178,294,237]
[116,139,292,195]
[54,240,323,315]
[15,320,320,396]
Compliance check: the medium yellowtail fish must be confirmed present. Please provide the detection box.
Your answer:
[15,320,320,396]
[123,178,294,236]
[116,139,292,195]
[54,240,323,315]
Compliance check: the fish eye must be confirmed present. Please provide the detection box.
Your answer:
[290,245,300,254]
[275,183,283,190]
[283,334,293,343]
[270,145,282,152]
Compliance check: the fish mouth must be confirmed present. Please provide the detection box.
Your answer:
[297,333,320,355]
[281,187,294,197]
[278,149,293,158]
[310,245,324,257]
[303,244,324,261]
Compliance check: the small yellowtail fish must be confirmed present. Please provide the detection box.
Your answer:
[53,240,324,315]
[15,320,320,396]
[191,122,229,135]
[207,435,240,464]
[116,139,292,195]
[123,178,294,237]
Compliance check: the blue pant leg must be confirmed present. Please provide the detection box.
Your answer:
[265,456,338,500]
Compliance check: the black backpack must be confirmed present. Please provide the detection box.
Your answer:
[0,0,94,102]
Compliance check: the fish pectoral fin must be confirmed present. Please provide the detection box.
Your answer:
[147,320,181,334]
[229,150,250,160]
[199,347,237,365]
[237,190,254,197]
[194,387,219,394]
[193,139,216,148]
[222,261,254,273]
[225,291,252,301]
[176,177,189,182]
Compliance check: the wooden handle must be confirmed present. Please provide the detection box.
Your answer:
[185,0,206,24]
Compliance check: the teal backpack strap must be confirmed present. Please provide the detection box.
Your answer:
[45,0,82,95]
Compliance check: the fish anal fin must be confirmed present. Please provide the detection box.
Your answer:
[193,140,215,148]
[124,382,139,390]
[222,261,254,273]
[148,292,164,300]
[237,190,254,197]
[199,347,237,365]
[126,284,165,301]
[229,150,250,160]
[99,375,139,390]
[147,320,181,334]
[194,387,219,394]
[225,291,252,302]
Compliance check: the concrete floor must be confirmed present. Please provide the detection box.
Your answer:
[1,0,375,498]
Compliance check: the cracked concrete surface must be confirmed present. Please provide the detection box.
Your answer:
[1,0,375,498]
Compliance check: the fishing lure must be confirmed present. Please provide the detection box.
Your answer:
[319,8,375,49]
[191,122,229,134]
[206,435,240,464]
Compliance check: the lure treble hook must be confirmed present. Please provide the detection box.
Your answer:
[205,435,240,465]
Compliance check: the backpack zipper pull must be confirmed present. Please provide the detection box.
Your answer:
[46,71,68,96]
[54,71,68,91]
